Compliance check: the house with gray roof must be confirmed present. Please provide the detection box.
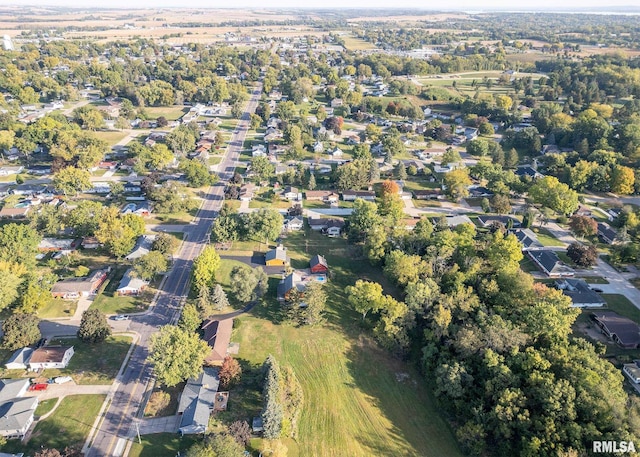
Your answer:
[125,235,156,261]
[592,311,640,349]
[555,279,605,308]
[5,348,33,370]
[116,268,149,296]
[0,379,36,440]
[178,367,219,435]
[527,250,574,278]
[597,222,618,245]
[510,228,542,251]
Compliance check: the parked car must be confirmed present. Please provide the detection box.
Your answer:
[112,314,129,321]
[53,376,72,384]
[35,338,47,349]
[28,383,48,391]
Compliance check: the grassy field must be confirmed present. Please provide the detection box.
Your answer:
[35,398,58,418]
[602,294,640,323]
[213,229,463,457]
[144,106,189,121]
[44,336,132,385]
[3,395,105,454]
[129,433,198,457]
[342,35,377,50]
[93,130,129,146]
[38,297,77,318]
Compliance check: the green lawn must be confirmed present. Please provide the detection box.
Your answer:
[602,294,640,323]
[91,266,152,315]
[35,398,58,418]
[38,297,77,318]
[3,395,105,454]
[215,229,463,457]
[530,227,564,247]
[44,336,132,385]
[128,433,198,457]
[144,106,189,121]
[582,276,610,284]
[93,130,129,146]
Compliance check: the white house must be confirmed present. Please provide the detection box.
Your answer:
[283,186,300,201]
[28,346,74,370]
[283,216,304,232]
[5,348,33,370]
[116,268,149,296]
[252,144,267,157]
[329,147,343,157]
[0,378,37,440]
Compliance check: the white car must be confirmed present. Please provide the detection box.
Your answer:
[54,376,72,384]
[113,314,130,321]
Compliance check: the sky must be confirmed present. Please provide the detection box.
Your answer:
[21,0,640,11]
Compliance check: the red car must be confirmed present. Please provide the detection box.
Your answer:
[28,383,48,391]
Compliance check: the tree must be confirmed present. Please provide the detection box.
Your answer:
[149,325,210,387]
[133,251,168,281]
[34,450,63,457]
[192,245,221,293]
[291,281,326,326]
[345,280,384,321]
[230,266,268,303]
[394,161,407,180]
[180,159,216,187]
[491,194,512,214]
[383,250,430,286]
[611,165,635,195]
[220,355,242,389]
[2,313,40,350]
[17,273,56,314]
[0,223,41,267]
[567,242,598,268]
[77,309,111,343]
[528,176,579,215]
[228,420,252,446]
[484,231,524,272]
[178,303,201,333]
[95,207,137,258]
[442,148,462,165]
[307,173,316,190]
[248,209,284,245]
[211,284,230,310]
[348,199,382,242]
[152,232,179,256]
[443,169,472,201]
[0,272,21,312]
[251,156,275,182]
[569,215,598,238]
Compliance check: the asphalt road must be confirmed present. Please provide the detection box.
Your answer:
[85,84,262,457]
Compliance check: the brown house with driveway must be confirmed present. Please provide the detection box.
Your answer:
[201,318,233,366]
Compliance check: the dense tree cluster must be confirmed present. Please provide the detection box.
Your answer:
[261,355,304,441]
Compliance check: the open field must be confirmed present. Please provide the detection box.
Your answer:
[144,106,189,121]
[3,395,105,454]
[342,35,377,50]
[216,229,462,457]
[44,336,132,385]
[93,130,129,147]
[38,297,77,318]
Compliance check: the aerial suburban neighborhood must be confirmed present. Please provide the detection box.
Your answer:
[0,4,639,457]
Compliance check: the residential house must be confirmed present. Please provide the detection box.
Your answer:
[442,215,474,227]
[125,235,156,261]
[0,166,23,176]
[81,236,101,249]
[556,279,605,308]
[510,228,542,251]
[464,127,479,141]
[38,238,78,252]
[477,215,521,228]
[265,245,290,267]
[324,221,343,237]
[341,190,375,201]
[0,379,37,440]
[597,222,618,245]
[312,141,324,153]
[116,268,149,296]
[277,272,303,301]
[591,311,640,349]
[309,254,329,274]
[5,348,33,370]
[178,367,219,435]
[283,216,304,232]
[51,269,109,299]
[527,250,574,278]
[201,319,233,366]
[514,166,543,179]
[328,147,343,158]
[330,98,343,108]
[468,186,494,198]
[305,190,339,203]
[239,183,255,202]
[623,361,640,384]
[268,143,288,155]
[282,186,300,201]
[252,144,267,157]
[28,346,75,369]
[412,189,443,200]
[0,207,30,219]
[12,184,48,196]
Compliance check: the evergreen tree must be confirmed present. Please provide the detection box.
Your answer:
[211,284,230,310]
[307,173,316,190]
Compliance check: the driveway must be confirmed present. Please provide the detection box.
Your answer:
[221,254,284,275]
[24,382,112,401]
[138,415,180,435]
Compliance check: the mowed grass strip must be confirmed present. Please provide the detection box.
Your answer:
[234,317,463,457]
[3,395,105,454]
[128,433,198,457]
[44,336,132,385]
